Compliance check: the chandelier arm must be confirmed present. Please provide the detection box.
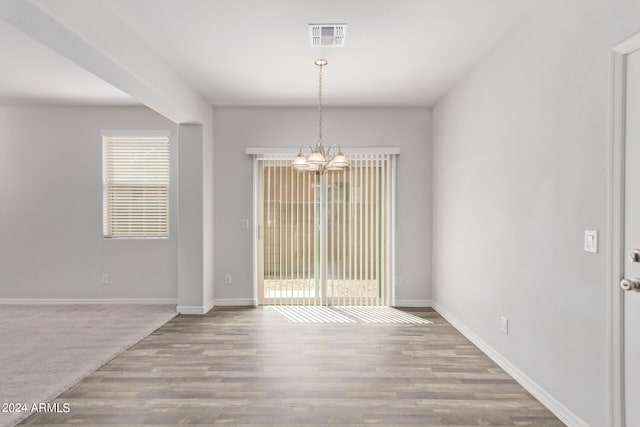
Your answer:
[326,144,342,158]
[328,144,346,162]
[298,144,315,156]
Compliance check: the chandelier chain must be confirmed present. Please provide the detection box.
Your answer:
[318,62,323,142]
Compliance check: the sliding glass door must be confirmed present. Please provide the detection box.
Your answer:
[259,159,319,305]
[255,153,396,306]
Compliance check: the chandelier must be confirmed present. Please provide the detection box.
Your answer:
[292,59,349,173]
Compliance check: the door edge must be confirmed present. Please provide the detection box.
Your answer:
[609,31,640,427]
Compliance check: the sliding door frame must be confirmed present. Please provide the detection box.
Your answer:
[248,147,399,306]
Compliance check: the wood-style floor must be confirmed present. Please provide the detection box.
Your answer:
[21,307,564,426]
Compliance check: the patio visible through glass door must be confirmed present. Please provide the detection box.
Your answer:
[257,154,395,306]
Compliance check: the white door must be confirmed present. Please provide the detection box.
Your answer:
[622,48,640,426]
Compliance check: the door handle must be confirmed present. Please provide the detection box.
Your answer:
[620,278,640,292]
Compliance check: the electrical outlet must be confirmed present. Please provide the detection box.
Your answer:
[500,316,509,335]
[224,273,232,285]
[101,274,109,285]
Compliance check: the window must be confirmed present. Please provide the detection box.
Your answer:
[102,130,170,238]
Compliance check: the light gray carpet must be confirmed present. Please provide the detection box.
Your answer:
[0,304,176,427]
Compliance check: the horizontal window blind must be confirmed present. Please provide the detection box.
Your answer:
[102,134,170,238]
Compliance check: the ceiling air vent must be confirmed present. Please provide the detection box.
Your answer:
[309,24,347,47]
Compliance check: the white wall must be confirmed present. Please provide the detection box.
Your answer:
[213,107,431,305]
[203,111,215,310]
[432,0,640,425]
[177,123,204,310]
[0,106,178,300]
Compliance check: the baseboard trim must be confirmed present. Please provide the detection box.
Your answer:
[0,298,177,305]
[177,305,206,315]
[432,302,588,427]
[204,299,215,314]
[394,299,432,307]
[213,298,257,307]
[178,298,253,315]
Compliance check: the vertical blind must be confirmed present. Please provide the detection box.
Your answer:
[256,152,396,306]
[325,153,392,306]
[260,157,318,305]
[102,132,170,238]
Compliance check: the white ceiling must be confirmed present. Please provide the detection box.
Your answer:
[0,0,539,107]
[0,19,136,106]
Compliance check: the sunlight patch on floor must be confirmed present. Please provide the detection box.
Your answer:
[335,306,432,324]
[270,306,432,324]
[272,306,355,323]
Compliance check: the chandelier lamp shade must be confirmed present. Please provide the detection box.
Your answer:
[292,59,349,173]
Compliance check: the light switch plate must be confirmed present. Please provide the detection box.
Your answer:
[584,230,598,253]
[500,316,508,335]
